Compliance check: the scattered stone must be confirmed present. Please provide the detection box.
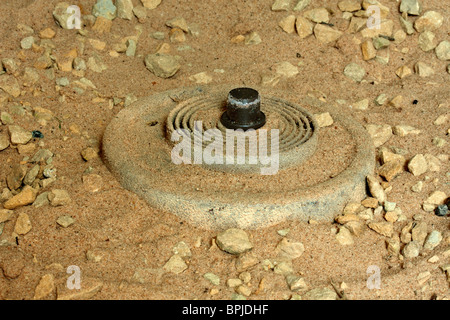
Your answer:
[411,181,423,193]
[272,0,291,11]
[423,230,442,251]
[39,28,56,39]
[374,94,388,106]
[373,37,390,50]
[303,288,337,300]
[304,8,329,23]
[427,255,439,263]
[141,0,161,10]
[400,0,422,16]
[172,241,191,259]
[276,238,305,259]
[216,228,253,255]
[145,53,181,78]
[362,197,378,208]
[336,227,354,245]
[425,191,447,206]
[361,40,376,60]
[368,221,393,237]
[48,189,72,207]
[365,124,392,148]
[393,30,407,44]
[313,24,343,44]
[14,212,32,235]
[235,252,259,272]
[92,17,113,34]
[92,0,117,20]
[435,41,450,61]
[352,99,369,111]
[386,235,400,256]
[166,17,189,33]
[4,186,37,210]
[0,75,21,98]
[285,274,308,291]
[56,215,75,228]
[414,11,444,33]
[348,17,366,34]
[279,15,296,34]
[294,16,312,39]
[204,273,220,286]
[395,65,412,79]
[239,272,251,284]
[314,112,333,127]
[0,209,14,224]
[293,0,310,11]
[408,154,428,176]
[393,125,420,136]
[87,55,107,73]
[133,5,147,21]
[378,160,404,182]
[6,164,27,190]
[418,31,437,52]
[163,254,187,274]
[411,221,428,245]
[23,164,40,186]
[189,72,212,84]
[81,147,99,161]
[34,274,55,300]
[414,61,434,77]
[344,63,365,82]
[273,260,294,275]
[227,278,243,288]
[399,16,415,35]
[366,175,386,204]
[273,61,298,78]
[33,192,49,208]
[383,201,396,212]
[236,284,252,297]
[402,241,421,259]
[244,32,262,46]
[116,0,134,20]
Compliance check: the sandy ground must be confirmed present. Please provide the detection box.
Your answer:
[0,0,449,300]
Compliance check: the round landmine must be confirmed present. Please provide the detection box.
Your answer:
[103,85,375,230]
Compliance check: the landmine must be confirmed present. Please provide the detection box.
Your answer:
[103,85,375,230]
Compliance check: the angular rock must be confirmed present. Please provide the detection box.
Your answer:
[56,215,75,228]
[336,227,354,245]
[361,40,376,60]
[276,238,305,259]
[285,274,308,291]
[411,221,427,245]
[386,235,400,256]
[425,191,447,205]
[304,8,329,23]
[279,15,296,34]
[48,189,72,207]
[361,20,393,38]
[367,175,386,204]
[365,124,392,147]
[400,0,422,16]
[414,11,443,33]
[338,0,361,12]
[295,16,313,38]
[0,209,14,224]
[166,17,189,33]
[53,2,78,29]
[0,75,21,98]
[435,41,450,61]
[378,159,404,182]
[293,0,310,11]
[0,132,10,151]
[92,0,117,20]
[216,228,253,255]
[313,24,343,44]
[418,31,437,52]
[163,254,187,274]
[408,154,427,176]
[34,274,55,300]
[395,65,412,79]
[368,221,394,237]
[116,0,133,20]
[414,61,434,77]
[6,164,27,190]
[145,53,181,78]
[4,186,37,210]
[399,16,415,35]
[314,112,333,127]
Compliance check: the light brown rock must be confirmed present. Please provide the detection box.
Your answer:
[34,274,55,300]
[408,154,428,176]
[314,24,343,43]
[4,186,37,209]
[279,15,296,34]
[14,212,32,235]
[296,16,313,38]
[368,221,394,237]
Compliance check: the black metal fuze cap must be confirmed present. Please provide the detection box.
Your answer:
[220,88,266,130]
